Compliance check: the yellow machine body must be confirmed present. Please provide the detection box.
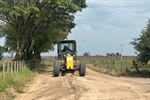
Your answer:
[66,54,74,69]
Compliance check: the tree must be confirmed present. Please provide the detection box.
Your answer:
[131,19,150,64]
[0,0,87,61]
[0,46,5,60]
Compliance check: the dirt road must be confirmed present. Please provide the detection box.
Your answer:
[15,67,150,100]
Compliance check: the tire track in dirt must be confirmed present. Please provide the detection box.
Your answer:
[15,67,150,100]
[15,67,87,100]
[77,67,150,100]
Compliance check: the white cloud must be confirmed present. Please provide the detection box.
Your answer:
[66,0,150,56]
[48,0,149,56]
[1,0,149,56]
[79,24,92,30]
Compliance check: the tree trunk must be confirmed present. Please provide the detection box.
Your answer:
[15,49,23,61]
[15,34,42,69]
[15,34,25,60]
[33,53,41,68]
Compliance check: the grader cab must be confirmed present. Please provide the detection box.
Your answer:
[53,40,86,77]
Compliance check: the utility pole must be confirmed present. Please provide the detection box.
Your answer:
[120,44,123,67]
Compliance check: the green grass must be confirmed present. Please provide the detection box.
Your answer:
[35,59,53,73]
[41,59,53,67]
[0,60,52,99]
[0,80,8,92]
[0,67,35,92]
[79,56,150,77]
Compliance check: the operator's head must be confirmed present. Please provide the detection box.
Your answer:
[64,45,67,49]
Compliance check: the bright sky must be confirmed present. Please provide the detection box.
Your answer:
[1,0,150,56]
[66,0,150,56]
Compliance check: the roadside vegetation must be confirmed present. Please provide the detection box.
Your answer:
[131,19,150,66]
[0,61,34,100]
[0,58,53,93]
[0,67,34,93]
[0,58,53,99]
[36,59,53,73]
[41,59,53,67]
[79,56,150,77]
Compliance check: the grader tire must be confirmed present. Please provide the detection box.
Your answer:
[53,61,60,77]
[79,62,86,76]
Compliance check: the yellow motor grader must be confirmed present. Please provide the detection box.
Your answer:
[53,40,86,77]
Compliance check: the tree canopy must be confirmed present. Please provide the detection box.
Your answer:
[131,19,150,64]
[0,0,87,61]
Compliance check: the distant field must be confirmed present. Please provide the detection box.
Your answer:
[41,56,136,60]
[41,56,136,76]
[3,55,136,61]
[41,55,148,77]
[3,56,150,77]
[78,56,150,77]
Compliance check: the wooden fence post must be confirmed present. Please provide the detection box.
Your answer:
[112,60,115,68]
[11,62,13,75]
[2,62,5,80]
[125,65,128,72]
[18,61,20,71]
[16,61,18,72]
[9,62,11,73]
[22,61,24,69]
[133,60,140,74]
[23,61,26,68]
[6,62,9,72]
[20,61,21,71]
[21,61,22,71]
[14,61,16,72]
[1,60,27,80]
[20,61,22,70]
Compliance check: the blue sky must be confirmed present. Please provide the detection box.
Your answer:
[1,0,150,56]
[65,0,150,56]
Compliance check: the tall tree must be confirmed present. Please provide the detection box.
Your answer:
[0,46,5,60]
[0,0,87,61]
[131,19,150,64]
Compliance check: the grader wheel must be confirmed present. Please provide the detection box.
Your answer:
[53,61,60,77]
[79,62,86,76]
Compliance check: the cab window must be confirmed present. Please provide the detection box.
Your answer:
[60,43,74,51]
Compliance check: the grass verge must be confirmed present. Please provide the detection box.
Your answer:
[0,67,35,92]
[79,56,150,77]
